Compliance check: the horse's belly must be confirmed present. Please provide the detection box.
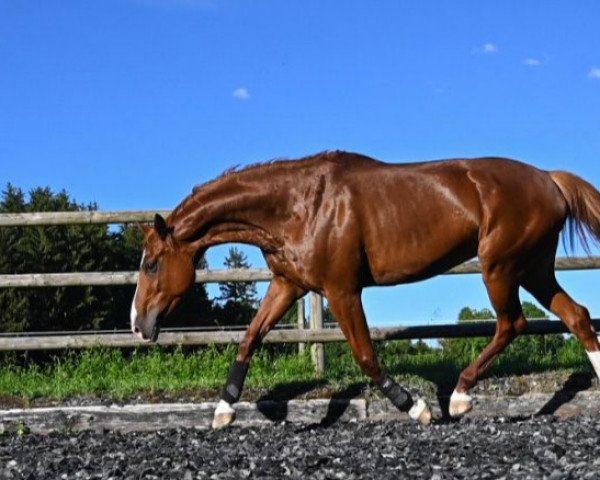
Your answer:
[365,226,478,286]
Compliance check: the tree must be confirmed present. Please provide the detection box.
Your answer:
[0,184,122,332]
[508,301,565,358]
[457,306,495,322]
[214,247,258,325]
[439,306,494,360]
[217,247,257,306]
[0,184,216,332]
[442,301,565,361]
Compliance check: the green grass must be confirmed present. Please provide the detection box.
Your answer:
[0,346,319,401]
[0,338,593,403]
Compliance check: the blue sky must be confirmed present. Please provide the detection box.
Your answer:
[2,1,600,326]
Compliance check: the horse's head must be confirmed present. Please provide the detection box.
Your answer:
[130,214,197,341]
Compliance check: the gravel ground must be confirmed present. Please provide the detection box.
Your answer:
[1,416,600,479]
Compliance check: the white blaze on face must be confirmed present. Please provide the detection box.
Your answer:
[130,250,146,331]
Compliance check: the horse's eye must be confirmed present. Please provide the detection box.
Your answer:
[144,261,158,274]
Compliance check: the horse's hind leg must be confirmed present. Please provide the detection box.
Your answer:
[326,288,432,425]
[450,265,527,417]
[522,263,600,377]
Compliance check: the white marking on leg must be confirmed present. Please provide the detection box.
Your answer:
[450,390,472,403]
[586,350,600,379]
[215,399,235,416]
[408,398,431,425]
[449,389,473,417]
[212,399,236,429]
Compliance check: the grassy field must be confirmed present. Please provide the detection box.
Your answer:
[0,337,593,404]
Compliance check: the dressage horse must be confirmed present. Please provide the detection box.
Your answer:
[130,151,600,427]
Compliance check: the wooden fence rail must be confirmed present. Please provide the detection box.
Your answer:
[2,258,600,288]
[0,210,171,226]
[0,269,273,288]
[0,319,598,351]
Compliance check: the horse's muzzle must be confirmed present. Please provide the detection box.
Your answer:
[131,308,162,343]
[132,322,160,342]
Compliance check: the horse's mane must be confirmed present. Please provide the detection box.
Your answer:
[191,151,334,194]
[166,152,345,223]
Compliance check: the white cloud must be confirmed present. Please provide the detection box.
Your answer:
[232,88,250,100]
[523,58,542,67]
[482,43,498,54]
[589,67,600,79]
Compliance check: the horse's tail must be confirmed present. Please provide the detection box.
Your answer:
[550,170,600,254]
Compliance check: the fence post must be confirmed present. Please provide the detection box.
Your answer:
[297,297,306,354]
[310,292,325,374]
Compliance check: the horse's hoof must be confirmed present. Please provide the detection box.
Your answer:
[448,390,473,418]
[212,412,235,429]
[212,400,236,429]
[408,398,432,425]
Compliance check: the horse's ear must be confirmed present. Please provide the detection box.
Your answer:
[154,214,173,240]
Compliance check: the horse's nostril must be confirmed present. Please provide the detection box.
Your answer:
[133,327,140,334]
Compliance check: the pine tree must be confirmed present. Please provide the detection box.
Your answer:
[214,247,258,325]
[0,184,216,332]
[218,247,257,306]
[0,184,116,331]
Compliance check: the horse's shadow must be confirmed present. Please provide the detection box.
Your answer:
[256,380,367,428]
[535,371,594,416]
[255,368,594,427]
[400,363,595,420]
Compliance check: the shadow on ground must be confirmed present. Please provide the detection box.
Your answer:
[256,380,326,422]
[535,371,594,416]
[256,380,367,427]
[255,363,596,427]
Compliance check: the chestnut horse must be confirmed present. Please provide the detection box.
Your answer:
[130,151,600,427]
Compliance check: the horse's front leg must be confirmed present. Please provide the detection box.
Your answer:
[326,288,432,425]
[212,276,306,429]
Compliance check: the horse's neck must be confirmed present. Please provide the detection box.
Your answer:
[169,175,284,252]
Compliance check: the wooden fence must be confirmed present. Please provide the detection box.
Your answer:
[2,210,600,372]
[2,319,600,352]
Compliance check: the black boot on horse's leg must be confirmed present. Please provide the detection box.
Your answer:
[376,373,431,423]
[212,277,306,429]
[326,289,432,425]
[377,373,413,411]
[212,360,249,429]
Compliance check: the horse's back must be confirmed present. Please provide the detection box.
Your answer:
[320,154,567,285]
